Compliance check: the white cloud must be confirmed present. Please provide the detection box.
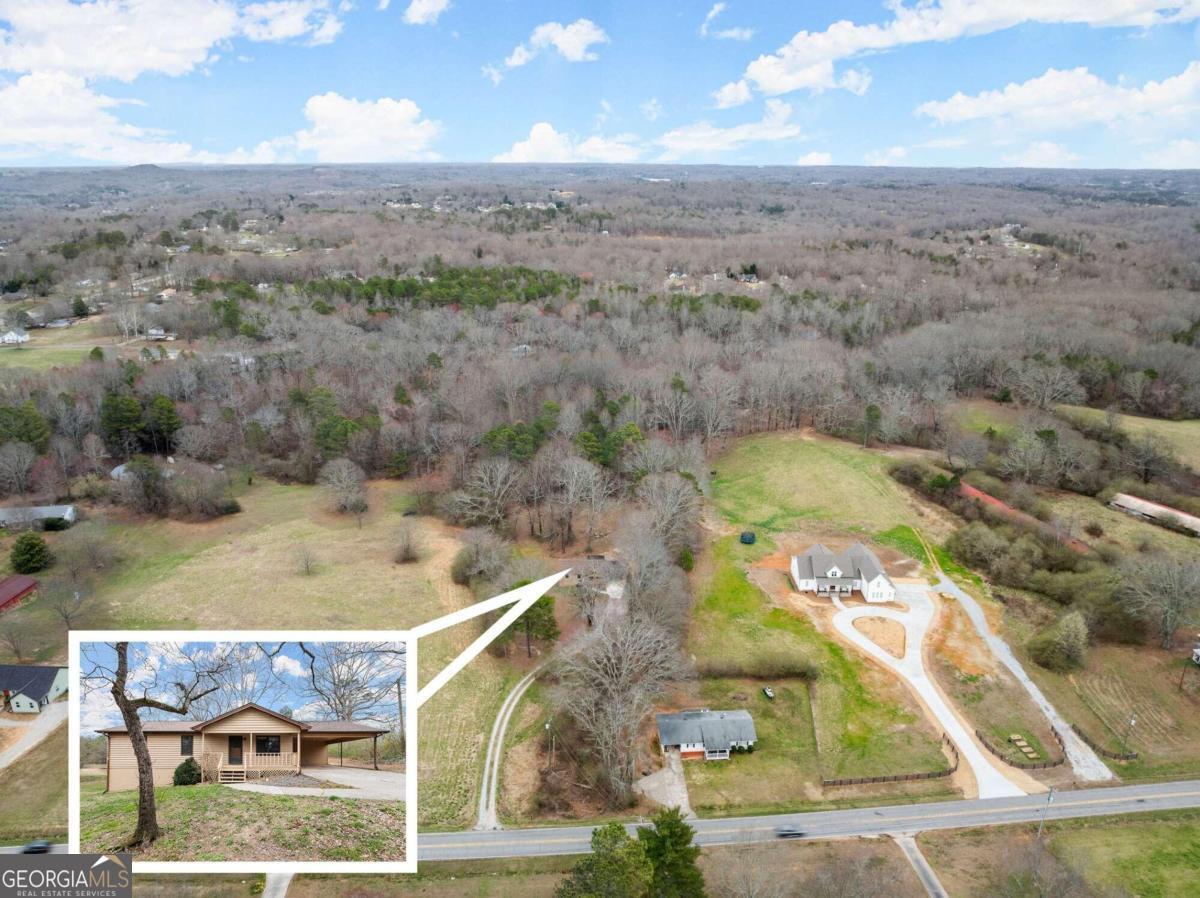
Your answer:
[1142,137,1200,167]
[717,2,1200,103]
[493,123,641,163]
[0,75,439,164]
[865,145,908,166]
[655,99,803,161]
[595,98,613,129]
[481,64,503,85]
[0,0,344,82]
[713,79,753,108]
[504,18,608,69]
[917,62,1200,130]
[797,150,832,165]
[1004,141,1081,167]
[640,97,664,121]
[700,3,753,40]
[0,72,208,163]
[401,0,449,25]
[272,655,308,678]
[700,3,725,37]
[292,92,441,162]
[240,1,342,45]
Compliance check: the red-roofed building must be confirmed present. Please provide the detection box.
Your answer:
[0,575,38,613]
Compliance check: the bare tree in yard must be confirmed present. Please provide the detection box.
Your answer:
[1121,435,1173,484]
[709,847,794,898]
[579,461,614,551]
[261,641,406,721]
[0,613,35,662]
[986,843,1130,898]
[550,456,596,551]
[43,580,93,631]
[81,433,108,475]
[394,521,420,563]
[554,619,684,805]
[319,457,368,524]
[1120,555,1200,648]
[81,642,231,846]
[295,544,317,575]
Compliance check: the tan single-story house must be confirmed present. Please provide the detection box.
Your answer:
[97,702,388,792]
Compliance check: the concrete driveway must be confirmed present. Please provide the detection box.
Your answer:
[228,766,405,801]
[0,703,68,771]
[829,583,1027,799]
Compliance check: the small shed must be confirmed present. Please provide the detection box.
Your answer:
[0,505,77,529]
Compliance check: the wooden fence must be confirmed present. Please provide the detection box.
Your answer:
[975,728,1065,770]
[1071,723,1138,761]
[822,734,959,788]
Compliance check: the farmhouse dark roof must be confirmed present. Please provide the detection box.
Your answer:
[656,709,756,752]
[0,575,38,609]
[0,664,62,702]
[793,541,886,582]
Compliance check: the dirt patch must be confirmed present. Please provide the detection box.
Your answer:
[929,590,995,678]
[853,617,906,659]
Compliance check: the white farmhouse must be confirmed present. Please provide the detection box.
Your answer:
[1,328,29,345]
[791,542,896,603]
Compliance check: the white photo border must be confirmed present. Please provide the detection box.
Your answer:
[69,629,417,875]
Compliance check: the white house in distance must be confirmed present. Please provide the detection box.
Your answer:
[1,327,29,345]
[0,664,68,713]
[791,542,896,603]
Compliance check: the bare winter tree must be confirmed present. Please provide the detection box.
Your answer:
[42,580,93,631]
[260,641,406,722]
[0,613,34,662]
[553,619,684,805]
[443,457,523,530]
[319,457,368,522]
[81,641,232,846]
[1120,555,1200,648]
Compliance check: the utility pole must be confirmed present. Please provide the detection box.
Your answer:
[1037,786,1055,841]
[1123,714,1137,754]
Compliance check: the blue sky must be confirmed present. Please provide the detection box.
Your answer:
[79,641,406,734]
[2,1,1200,167]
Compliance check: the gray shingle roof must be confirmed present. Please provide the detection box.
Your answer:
[0,664,61,702]
[656,710,756,752]
[794,541,885,582]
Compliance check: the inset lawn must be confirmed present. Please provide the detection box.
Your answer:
[78,779,406,861]
[0,723,67,844]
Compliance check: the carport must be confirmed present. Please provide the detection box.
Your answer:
[300,720,389,769]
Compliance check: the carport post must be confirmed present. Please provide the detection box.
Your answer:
[373,734,378,770]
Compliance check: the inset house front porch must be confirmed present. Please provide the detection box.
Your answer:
[100,702,390,792]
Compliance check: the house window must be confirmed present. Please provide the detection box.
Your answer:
[255,735,281,754]
[180,735,193,756]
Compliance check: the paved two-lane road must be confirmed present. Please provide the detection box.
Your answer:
[419,779,1200,860]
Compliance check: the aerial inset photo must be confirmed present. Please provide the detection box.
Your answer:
[76,639,406,863]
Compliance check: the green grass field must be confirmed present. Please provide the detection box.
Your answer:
[689,535,948,800]
[0,478,507,829]
[0,723,67,844]
[920,810,1200,898]
[1059,404,1200,472]
[710,432,926,533]
[1042,490,1196,556]
[78,777,406,861]
[948,398,1027,438]
[134,877,263,898]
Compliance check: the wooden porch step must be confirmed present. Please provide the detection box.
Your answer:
[218,769,246,783]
